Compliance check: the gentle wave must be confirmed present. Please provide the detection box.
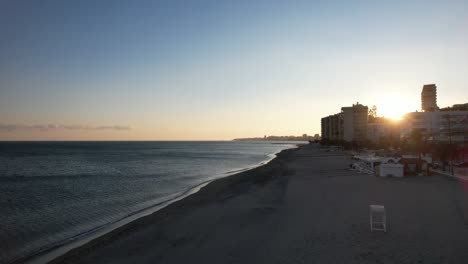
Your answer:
[1,141,300,264]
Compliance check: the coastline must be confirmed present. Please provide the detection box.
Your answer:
[49,144,468,263]
[23,145,299,264]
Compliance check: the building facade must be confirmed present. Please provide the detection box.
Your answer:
[401,111,468,142]
[320,84,466,146]
[321,113,343,141]
[421,84,438,112]
[367,121,402,143]
[341,103,368,142]
[321,103,368,143]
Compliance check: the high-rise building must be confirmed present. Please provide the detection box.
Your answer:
[321,103,369,142]
[341,103,368,142]
[421,84,438,112]
[321,113,343,141]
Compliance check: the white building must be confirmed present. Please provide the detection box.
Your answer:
[401,111,468,142]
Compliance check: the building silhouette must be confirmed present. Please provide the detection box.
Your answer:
[421,84,438,112]
[341,103,368,142]
[320,83,467,145]
[401,111,468,143]
[321,103,368,142]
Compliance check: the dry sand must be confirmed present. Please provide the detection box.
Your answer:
[51,144,468,264]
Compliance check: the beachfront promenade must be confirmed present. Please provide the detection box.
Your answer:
[54,145,468,264]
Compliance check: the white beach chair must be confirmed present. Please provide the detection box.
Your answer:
[369,205,386,232]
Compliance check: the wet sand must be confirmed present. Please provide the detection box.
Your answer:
[52,144,468,264]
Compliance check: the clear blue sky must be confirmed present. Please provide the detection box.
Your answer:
[1,0,467,140]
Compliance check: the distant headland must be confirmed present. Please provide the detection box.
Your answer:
[233,134,320,142]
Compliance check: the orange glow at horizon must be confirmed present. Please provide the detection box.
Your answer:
[374,94,416,121]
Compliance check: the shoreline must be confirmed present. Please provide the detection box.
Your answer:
[46,144,468,263]
[22,145,299,264]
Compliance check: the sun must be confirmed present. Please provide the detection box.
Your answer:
[374,94,415,120]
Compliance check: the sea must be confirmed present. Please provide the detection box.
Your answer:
[0,141,299,264]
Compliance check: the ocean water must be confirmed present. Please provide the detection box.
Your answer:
[0,141,298,264]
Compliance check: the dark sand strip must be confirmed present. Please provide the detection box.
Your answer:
[52,145,468,264]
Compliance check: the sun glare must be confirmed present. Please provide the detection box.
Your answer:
[375,95,414,121]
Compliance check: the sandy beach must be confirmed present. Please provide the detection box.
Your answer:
[51,144,468,264]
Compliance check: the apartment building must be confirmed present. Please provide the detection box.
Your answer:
[401,111,468,142]
[321,103,368,142]
[341,103,368,142]
[421,84,438,112]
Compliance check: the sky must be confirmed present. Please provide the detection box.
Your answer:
[1,0,467,140]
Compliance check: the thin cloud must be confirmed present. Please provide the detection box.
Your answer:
[0,124,131,132]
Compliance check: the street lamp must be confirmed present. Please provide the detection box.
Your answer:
[443,114,453,175]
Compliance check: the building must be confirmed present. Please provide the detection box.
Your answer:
[401,111,468,142]
[321,113,343,141]
[330,113,343,140]
[320,116,329,140]
[341,103,368,142]
[440,102,468,112]
[367,120,402,143]
[320,84,466,147]
[402,84,467,143]
[452,103,468,111]
[321,102,368,143]
[421,84,438,112]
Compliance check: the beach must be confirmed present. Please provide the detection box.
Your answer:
[51,144,468,264]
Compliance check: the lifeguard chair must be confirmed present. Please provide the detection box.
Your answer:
[369,205,387,232]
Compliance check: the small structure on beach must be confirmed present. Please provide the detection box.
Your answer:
[351,154,403,177]
[370,204,387,232]
[377,163,404,177]
[400,155,427,176]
